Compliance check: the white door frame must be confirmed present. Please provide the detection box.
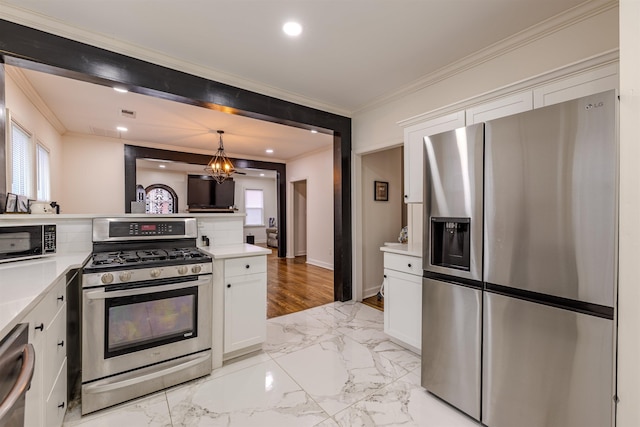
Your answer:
[287,176,309,259]
[351,141,403,302]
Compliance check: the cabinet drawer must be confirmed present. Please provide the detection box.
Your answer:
[44,304,67,395]
[23,277,66,347]
[34,277,67,332]
[384,252,422,276]
[45,359,67,427]
[225,256,267,278]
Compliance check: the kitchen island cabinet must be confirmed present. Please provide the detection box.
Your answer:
[201,244,271,367]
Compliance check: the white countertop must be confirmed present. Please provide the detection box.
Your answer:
[379,242,422,257]
[0,242,269,339]
[201,243,272,259]
[0,252,90,338]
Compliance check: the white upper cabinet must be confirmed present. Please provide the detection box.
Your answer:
[403,111,466,203]
[533,62,618,108]
[399,60,618,205]
[465,91,533,125]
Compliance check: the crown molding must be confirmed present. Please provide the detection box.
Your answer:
[286,144,333,163]
[0,0,617,118]
[358,0,618,115]
[397,49,619,128]
[0,6,352,118]
[5,66,67,134]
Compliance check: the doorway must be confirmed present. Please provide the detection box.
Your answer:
[354,145,405,308]
[293,180,307,257]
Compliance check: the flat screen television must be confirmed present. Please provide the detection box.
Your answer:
[187,175,235,209]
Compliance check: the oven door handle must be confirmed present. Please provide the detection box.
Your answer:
[82,351,211,395]
[0,344,35,424]
[85,276,211,300]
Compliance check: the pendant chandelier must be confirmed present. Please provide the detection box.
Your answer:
[204,130,235,183]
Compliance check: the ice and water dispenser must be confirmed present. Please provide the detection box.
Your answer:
[430,217,471,271]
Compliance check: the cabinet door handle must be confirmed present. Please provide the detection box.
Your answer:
[383,275,387,278]
[35,323,44,332]
[408,264,412,268]
[404,194,408,198]
[227,284,231,288]
[245,264,250,269]
[57,295,64,302]
[58,401,65,409]
[58,340,64,347]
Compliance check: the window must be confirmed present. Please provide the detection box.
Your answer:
[8,113,51,201]
[245,189,264,226]
[36,143,50,201]
[145,184,178,214]
[10,121,33,198]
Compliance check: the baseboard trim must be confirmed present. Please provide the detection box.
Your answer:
[363,286,381,299]
[306,258,334,270]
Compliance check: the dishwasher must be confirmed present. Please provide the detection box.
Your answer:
[0,324,35,427]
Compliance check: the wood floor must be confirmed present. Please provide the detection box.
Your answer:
[362,294,384,311]
[266,247,334,318]
[265,245,384,317]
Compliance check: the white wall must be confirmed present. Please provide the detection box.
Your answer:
[616,1,640,425]
[286,147,333,269]
[60,133,125,214]
[351,5,619,154]
[234,175,277,244]
[361,146,404,298]
[5,72,63,203]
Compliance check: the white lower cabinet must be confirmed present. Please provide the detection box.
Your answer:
[383,252,422,353]
[222,255,267,358]
[24,276,67,427]
[45,359,67,427]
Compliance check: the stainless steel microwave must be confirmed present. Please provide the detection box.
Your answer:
[0,224,56,263]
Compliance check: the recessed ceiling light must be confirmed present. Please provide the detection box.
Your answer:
[159,164,166,169]
[266,149,274,154]
[117,126,128,132]
[283,21,302,37]
[113,87,128,93]
[311,129,318,134]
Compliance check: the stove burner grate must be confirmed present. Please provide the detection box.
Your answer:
[89,247,208,269]
[136,249,168,261]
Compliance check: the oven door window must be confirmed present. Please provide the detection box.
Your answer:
[105,286,198,359]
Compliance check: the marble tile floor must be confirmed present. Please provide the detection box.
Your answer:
[63,302,479,427]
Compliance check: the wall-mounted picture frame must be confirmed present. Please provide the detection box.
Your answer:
[5,193,17,213]
[374,180,389,201]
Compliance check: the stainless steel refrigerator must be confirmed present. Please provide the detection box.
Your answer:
[482,90,616,427]
[421,90,617,426]
[421,123,484,421]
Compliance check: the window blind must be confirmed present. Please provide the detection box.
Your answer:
[36,143,50,201]
[11,122,32,197]
[245,189,264,226]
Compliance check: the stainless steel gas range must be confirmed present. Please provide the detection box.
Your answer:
[81,217,213,415]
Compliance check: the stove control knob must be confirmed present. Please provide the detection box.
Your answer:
[119,271,132,282]
[150,268,161,278]
[101,273,114,284]
[191,265,202,274]
[177,266,188,275]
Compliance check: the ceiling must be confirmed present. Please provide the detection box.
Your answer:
[12,66,332,163]
[1,0,592,160]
